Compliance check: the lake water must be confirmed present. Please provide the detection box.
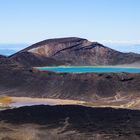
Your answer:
[38,67,140,73]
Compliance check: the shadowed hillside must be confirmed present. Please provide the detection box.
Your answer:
[0,105,140,140]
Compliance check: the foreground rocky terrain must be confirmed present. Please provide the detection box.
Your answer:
[10,37,140,66]
[0,105,140,140]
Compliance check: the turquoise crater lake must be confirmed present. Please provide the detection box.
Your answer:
[38,67,140,73]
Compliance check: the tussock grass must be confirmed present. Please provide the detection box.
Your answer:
[0,96,13,107]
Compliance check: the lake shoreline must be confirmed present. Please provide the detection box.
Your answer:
[35,64,140,69]
[36,66,140,73]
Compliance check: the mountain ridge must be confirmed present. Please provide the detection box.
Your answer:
[9,37,140,67]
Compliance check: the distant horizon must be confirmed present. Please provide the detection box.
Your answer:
[0,0,140,49]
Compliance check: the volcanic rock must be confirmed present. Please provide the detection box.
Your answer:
[10,37,140,66]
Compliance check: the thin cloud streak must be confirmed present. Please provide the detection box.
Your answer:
[98,40,140,45]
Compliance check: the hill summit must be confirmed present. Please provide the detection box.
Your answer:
[10,37,140,66]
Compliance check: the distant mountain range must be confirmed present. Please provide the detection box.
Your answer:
[8,37,140,66]
[0,49,16,56]
[0,44,28,56]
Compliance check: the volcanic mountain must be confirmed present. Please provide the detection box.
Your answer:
[10,37,140,66]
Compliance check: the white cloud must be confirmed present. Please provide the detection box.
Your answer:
[97,40,140,45]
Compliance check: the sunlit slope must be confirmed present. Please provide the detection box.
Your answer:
[10,37,140,66]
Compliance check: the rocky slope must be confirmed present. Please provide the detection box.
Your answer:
[10,37,140,66]
[0,65,140,103]
[0,54,24,70]
[0,105,140,140]
[0,55,6,58]
[10,51,65,67]
[0,55,7,63]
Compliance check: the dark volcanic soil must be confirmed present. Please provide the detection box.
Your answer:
[0,105,140,140]
[0,64,140,101]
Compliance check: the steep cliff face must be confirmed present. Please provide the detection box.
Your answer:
[10,37,140,66]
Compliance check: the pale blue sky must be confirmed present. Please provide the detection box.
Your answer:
[0,0,140,53]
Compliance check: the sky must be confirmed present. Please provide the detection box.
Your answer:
[0,0,140,54]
